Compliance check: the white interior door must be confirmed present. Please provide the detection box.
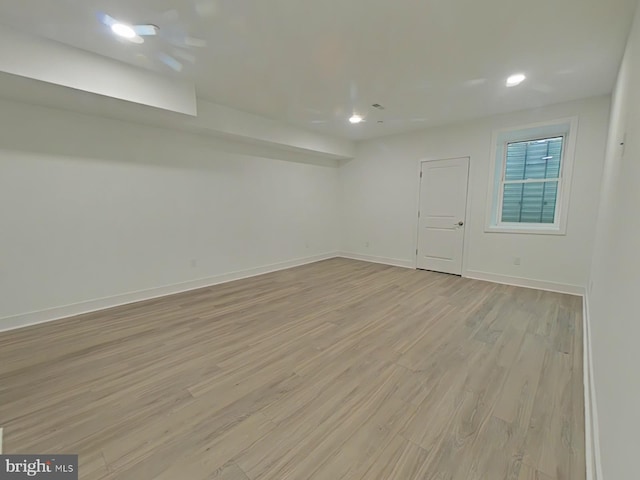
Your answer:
[417,157,469,275]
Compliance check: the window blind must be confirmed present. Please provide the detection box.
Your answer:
[501,137,563,224]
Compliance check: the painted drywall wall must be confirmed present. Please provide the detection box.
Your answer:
[339,96,610,291]
[0,72,356,161]
[0,97,340,328]
[588,3,640,479]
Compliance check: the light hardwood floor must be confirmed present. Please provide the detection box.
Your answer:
[0,258,584,480]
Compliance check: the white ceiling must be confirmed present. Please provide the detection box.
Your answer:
[0,0,637,140]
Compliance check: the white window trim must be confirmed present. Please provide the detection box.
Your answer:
[485,117,578,235]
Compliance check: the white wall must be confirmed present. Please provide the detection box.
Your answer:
[0,98,340,330]
[0,73,356,161]
[339,96,611,292]
[588,3,640,479]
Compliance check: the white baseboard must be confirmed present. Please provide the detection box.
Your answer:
[337,257,585,296]
[583,293,603,480]
[338,252,414,269]
[0,252,339,333]
[463,270,585,296]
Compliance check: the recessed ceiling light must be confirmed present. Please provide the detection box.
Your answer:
[506,73,526,87]
[111,23,137,39]
[349,114,363,124]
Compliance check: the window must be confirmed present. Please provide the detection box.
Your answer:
[486,118,577,235]
[501,136,563,224]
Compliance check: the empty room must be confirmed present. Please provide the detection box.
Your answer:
[0,0,639,479]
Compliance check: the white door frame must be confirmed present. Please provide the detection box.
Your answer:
[414,157,472,274]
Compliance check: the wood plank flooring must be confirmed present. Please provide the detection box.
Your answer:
[0,258,585,479]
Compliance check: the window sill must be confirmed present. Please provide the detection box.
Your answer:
[485,224,566,236]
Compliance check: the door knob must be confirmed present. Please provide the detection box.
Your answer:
[456,221,464,226]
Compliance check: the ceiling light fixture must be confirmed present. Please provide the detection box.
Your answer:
[349,114,363,124]
[128,35,145,44]
[111,23,137,39]
[506,73,526,87]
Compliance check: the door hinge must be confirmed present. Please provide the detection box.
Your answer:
[417,210,420,218]
[420,171,423,178]
[416,249,418,255]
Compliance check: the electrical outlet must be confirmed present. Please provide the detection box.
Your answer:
[513,257,521,266]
